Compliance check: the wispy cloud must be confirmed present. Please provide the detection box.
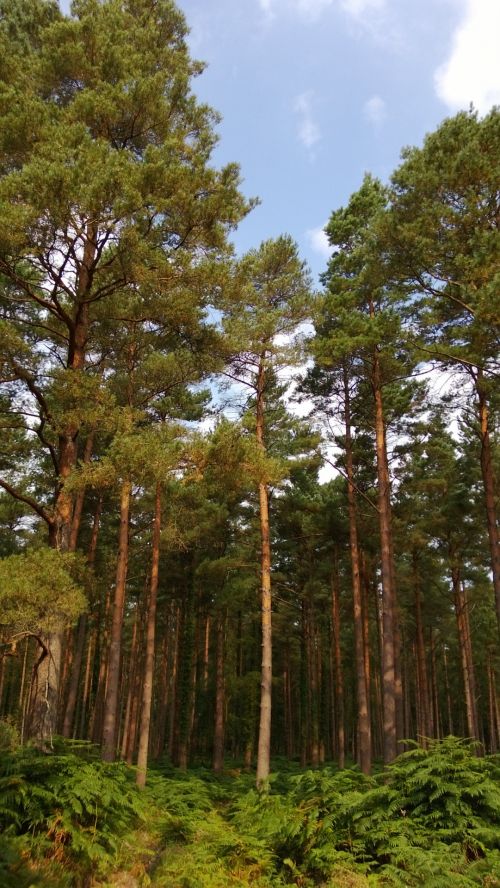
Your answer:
[434,0,500,114]
[295,0,334,21]
[258,0,275,19]
[363,94,387,127]
[340,0,386,19]
[306,224,332,258]
[255,0,394,43]
[257,0,387,23]
[294,91,321,155]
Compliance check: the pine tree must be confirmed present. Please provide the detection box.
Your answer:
[383,108,500,636]
[223,237,313,785]
[0,0,251,743]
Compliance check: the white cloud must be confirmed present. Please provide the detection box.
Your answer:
[363,94,387,126]
[258,0,275,18]
[294,91,321,153]
[340,0,386,18]
[257,0,387,23]
[306,224,332,258]
[295,0,334,20]
[434,0,500,114]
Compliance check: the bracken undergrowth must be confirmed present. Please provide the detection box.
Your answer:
[0,735,499,887]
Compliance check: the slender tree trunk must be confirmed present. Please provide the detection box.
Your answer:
[413,555,432,742]
[203,615,211,689]
[212,612,226,774]
[476,379,500,637]
[487,654,499,753]
[78,630,94,738]
[361,560,372,743]
[372,347,397,763]
[300,599,310,767]
[168,605,181,761]
[188,614,200,758]
[307,596,320,767]
[102,477,132,761]
[284,645,294,759]
[452,567,478,740]
[125,640,143,765]
[255,360,272,788]
[136,482,162,787]
[331,562,345,768]
[443,643,454,736]
[91,582,112,743]
[63,496,102,737]
[120,602,140,760]
[175,579,196,770]
[343,366,371,773]
[429,630,441,739]
[154,622,171,759]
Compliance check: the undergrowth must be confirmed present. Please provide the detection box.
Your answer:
[0,736,499,887]
[150,738,500,887]
[0,737,147,887]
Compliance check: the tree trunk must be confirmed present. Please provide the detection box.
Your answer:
[443,643,454,736]
[343,366,371,773]
[256,360,273,788]
[63,496,102,737]
[27,632,62,748]
[154,621,171,759]
[308,594,320,766]
[476,379,500,637]
[212,612,226,774]
[136,483,162,787]
[413,554,432,741]
[102,477,132,761]
[487,654,499,753]
[331,561,345,768]
[120,601,141,760]
[452,567,478,740]
[372,347,397,763]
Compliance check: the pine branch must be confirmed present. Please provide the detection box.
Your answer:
[0,478,53,525]
[322,456,379,512]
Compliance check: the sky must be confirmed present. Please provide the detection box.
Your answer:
[172,0,500,281]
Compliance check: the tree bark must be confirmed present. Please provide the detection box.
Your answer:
[136,482,162,787]
[331,561,345,769]
[343,366,371,773]
[212,612,226,774]
[452,567,479,741]
[372,347,397,763]
[102,477,132,761]
[476,378,500,637]
[63,496,102,737]
[255,359,273,788]
[413,554,432,742]
[27,632,62,749]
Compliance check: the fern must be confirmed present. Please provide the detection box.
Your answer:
[0,740,146,885]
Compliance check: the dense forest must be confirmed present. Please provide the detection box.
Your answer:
[0,1,499,886]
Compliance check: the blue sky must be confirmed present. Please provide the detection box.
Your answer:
[175,0,500,281]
